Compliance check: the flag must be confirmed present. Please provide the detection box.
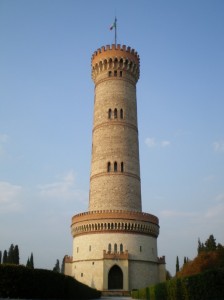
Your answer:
[110,18,117,30]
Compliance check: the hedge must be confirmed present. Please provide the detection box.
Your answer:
[0,264,101,299]
[131,268,224,300]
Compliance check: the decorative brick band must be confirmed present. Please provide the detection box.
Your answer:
[71,210,159,238]
[90,171,140,182]
[94,75,136,88]
[93,120,138,134]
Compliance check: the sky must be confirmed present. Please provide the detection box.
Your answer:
[0,0,224,276]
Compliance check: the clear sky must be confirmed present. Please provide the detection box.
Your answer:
[0,0,224,276]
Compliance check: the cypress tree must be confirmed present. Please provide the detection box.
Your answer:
[14,245,20,265]
[3,250,8,263]
[30,253,34,269]
[8,244,14,264]
[26,257,30,268]
[176,256,180,274]
[53,259,60,272]
[61,256,65,274]
[0,250,2,264]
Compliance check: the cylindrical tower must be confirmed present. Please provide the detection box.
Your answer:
[68,45,165,293]
[90,44,141,212]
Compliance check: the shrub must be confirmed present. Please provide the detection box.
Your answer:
[0,264,101,299]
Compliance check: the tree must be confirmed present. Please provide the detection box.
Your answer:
[26,253,34,269]
[0,251,2,264]
[61,256,65,274]
[8,244,14,264]
[26,257,30,268]
[198,238,205,254]
[3,250,7,263]
[53,259,60,273]
[14,245,19,265]
[166,270,172,280]
[205,234,217,251]
[30,253,34,269]
[176,256,179,274]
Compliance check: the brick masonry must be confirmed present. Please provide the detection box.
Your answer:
[66,44,166,291]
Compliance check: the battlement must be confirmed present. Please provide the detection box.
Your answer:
[64,255,73,263]
[158,256,166,264]
[92,44,140,65]
[103,249,129,260]
[91,44,140,83]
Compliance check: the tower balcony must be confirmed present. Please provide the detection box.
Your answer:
[71,210,159,238]
[103,250,129,260]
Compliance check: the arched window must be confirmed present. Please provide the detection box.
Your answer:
[120,109,123,119]
[108,71,112,77]
[114,70,117,77]
[114,108,117,119]
[114,161,117,172]
[108,243,112,252]
[107,162,111,172]
[108,109,112,119]
[121,162,124,172]
[120,71,122,77]
[120,244,123,253]
[114,243,117,253]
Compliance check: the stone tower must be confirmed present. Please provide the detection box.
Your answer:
[65,44,165,293]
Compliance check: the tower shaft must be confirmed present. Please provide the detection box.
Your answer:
[89,44,141,212]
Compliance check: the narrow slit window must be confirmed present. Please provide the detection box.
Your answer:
[120,244,123,252]
[107,162,111,172]
[121,162,124,172]
[114,243,117,253]
[108,109,112,119]
[108,243,111,252]
[120,109,123,119]
[120,71,122,77]
[114,108,117,119]
[114,70,117,77]
[114,161,117,172]
[108,71,112,77]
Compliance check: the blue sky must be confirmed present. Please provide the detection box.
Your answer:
[0,0,224,276]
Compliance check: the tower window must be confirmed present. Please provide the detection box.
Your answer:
[108,71,112,77]
[120,71,122,77]
[114,243,117,253]
[114,161,117,172]
[89,245,91,251]
[107,162,111,172]
[120,244,123,252]
[81,273,83,277]
[120,109,123,119]
[114,108,117,119]
[77,247,79,253]
[140,246,142,252]
[108,108,112,119]
[114,70,117,77]
[108,243,112,252]
[121,162,124,172]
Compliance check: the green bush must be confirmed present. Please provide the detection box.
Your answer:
[0,264,101,299]
[131,268,224,300]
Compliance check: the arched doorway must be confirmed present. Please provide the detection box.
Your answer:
[108,265,123,289]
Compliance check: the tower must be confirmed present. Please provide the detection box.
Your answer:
[65,44,165,293]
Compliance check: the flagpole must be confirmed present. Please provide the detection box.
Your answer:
[115,17,117,46]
